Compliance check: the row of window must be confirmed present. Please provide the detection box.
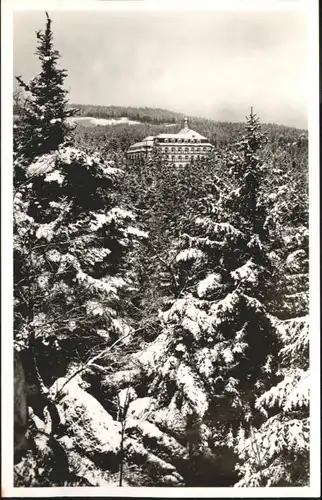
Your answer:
[156,138,204,144]
[162,146,210,153]
[166,154,206,160]
[127,153,207,161]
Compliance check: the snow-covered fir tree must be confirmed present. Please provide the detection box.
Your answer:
[234,313,309,486]
[14,145,147,486]
[14,12,77,165]
[233,114,309,487]
[13,15,147,485]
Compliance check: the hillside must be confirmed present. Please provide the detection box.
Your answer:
[66,103,308,153]
[67,103,185,125]
[14,100,307,147]
[69,103,307,131]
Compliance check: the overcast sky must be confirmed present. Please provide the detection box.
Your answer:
[13,9,308,128]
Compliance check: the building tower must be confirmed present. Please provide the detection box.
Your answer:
[182,117,189,131]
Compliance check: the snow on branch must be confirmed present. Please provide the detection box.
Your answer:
[231,259,261,286]
[195,217,244,239]
[175,248,205,263]
[197,273,222,298]
[255,369,309,414]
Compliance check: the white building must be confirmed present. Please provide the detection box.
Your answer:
[127,118,213,167]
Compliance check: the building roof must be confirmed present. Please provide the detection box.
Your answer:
[157,117,209,140]
[128,136,155,150]
[128,142,145,149]
[155,131,207,140]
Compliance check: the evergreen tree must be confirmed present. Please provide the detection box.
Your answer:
[235,314,309,486]
[14,12,77,163]
[14,145,145,383]
[13,144,147,485]
[233,113,310,487]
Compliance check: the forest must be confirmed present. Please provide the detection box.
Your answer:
[13,13,309,488]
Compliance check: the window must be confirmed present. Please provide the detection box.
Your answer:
[185,147,189,152]
[172,155,175,159]
[178,155,182,160]
[185,155,189,160]
[179,164,183,167]
[178,147,182,152]
[165,147,168,152]
[171,147,175,152]
[197,147,200,151]
[171,138,176,143]
[165,139,169,143]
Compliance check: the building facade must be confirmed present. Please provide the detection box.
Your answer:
[127,118,213,167]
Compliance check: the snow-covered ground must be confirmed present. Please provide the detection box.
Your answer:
[67,116,141,126]
[67,116,177,127]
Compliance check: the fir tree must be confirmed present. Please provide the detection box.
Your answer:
[13,145,146,485]
[235,314,309,486]
[14,145,146,383]
[233,112,310,487]
[14,12,77,163]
